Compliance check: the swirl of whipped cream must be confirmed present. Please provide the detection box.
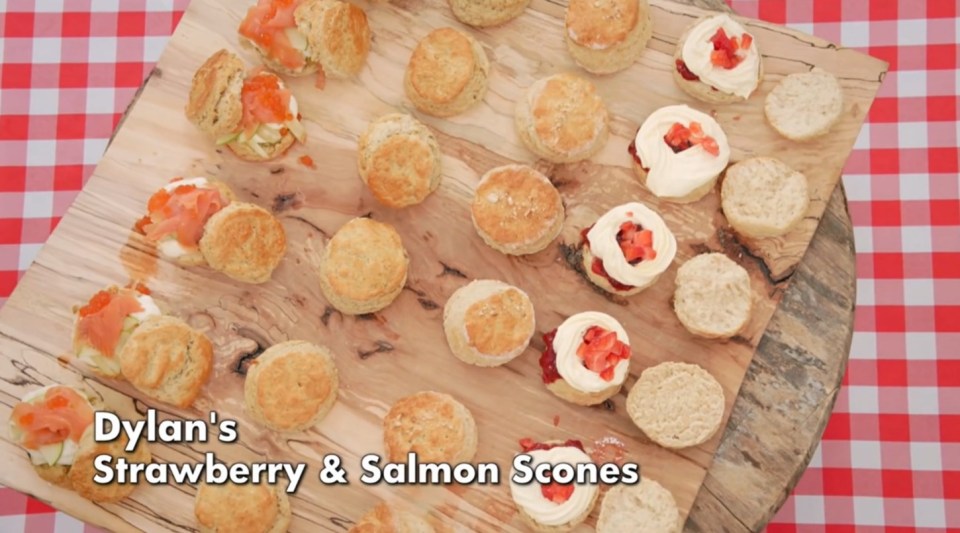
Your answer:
[10,385,93,466]
[681,14,761,98]
[553,311,630,392]
[158,177,214,259]
[509,446,599,526]
[634,104,730,200]
[586,202,677,288]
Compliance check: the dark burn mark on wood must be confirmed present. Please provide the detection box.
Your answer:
[286,215,327,237]
[404,286,426,297]
[250,191,260,199]
[594,399,615,412]
[358,340,394,360]
[270,166,285,174]
[6,360,44,387]
[360,211,373,218]
[356,313,377,321]
[689,242,714,255]
[439,261,467,278]
[330,516,354,529]
[728,335,754,348]
[716,227,795,286]
[418,298,439,310]
[321,306,336,326]
[233,327,269,375]
[272,191,304,213]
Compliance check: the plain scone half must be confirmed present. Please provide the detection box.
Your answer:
[565,0,652,75]
[596,477,682,533]
[382,391,478,463]
[443,279,536,367]
[195,479,292,533]
[673,252,752,339]
[764,67,843,141]
[721,156,810,238]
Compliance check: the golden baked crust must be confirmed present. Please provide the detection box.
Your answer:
[448,0,530,28]
[118,315,213,408]
[34,464,71,489]
[349,502,435,533]
[471,165,564,254]
[531,73,607,156]
[244,340,339,432]
[565,0,639,48]
[195,481,291,533]
[68,425,151,503]
[297,0,371,79]
[318,217,409,314]
[464,288,535,356]
[383,391,477,463]
[358,114,442,208]
[407,28,476,104]
[186,49,245,138]
[199,202,287,284]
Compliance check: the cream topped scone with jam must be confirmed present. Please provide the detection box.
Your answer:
[135,177,235,267]
[629,104,730,203]
[673,14,762,104]
[580,202,677,296]
[509,438,600,532]
[186,50,307,161]
[72,284,161,378]
[539,311,631,406]
[8,385,95,486]
[239,0,371,86]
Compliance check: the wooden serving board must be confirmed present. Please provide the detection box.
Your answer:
[0,0,886,531]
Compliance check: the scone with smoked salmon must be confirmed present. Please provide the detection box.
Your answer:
[244,340,339,432]
[674,14,762,104]
[443,279,536,367]
[72,283,162,377]
[357,113,442,208]
[186,49,306,161]
[629,104,730,203]
[199,202,287,284]
[565,0,652,74]
[318,217,409,315]
[135,176,236,267]
[516,73,609,163]
[509,438,599,532]
[119,315,214,408]
[539,311,630,406]
[195,480,292,533]
[8,386,151,502]
[581,202,677,296]
[239,0,371,85]
[471,165,564,255]
[449,0,529,28]
[596,477,681,533]
[349,502,435,533]
[405,28,490,117]
[383,391,477,463]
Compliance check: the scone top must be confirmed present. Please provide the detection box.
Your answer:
[382,391,478,463]
[524,73,609,161]
[320,217,409,302]
[195,480,289,533]
[470,165,564,255]
[565,0,640,49]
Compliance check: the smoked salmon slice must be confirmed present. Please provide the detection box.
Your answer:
[137,183,227,248]
[11,386,94,449]
[241,72,294,129]
[76,289,143,358]
[239,0,306,70]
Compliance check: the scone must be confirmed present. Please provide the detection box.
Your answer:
[721,157,810,238]
[673,14,762,104]
[448,0,529,28]
[539,311,630,406]
[470,165,564,255]
[596,477,681,533]
[195,480,292,533]
[199,202,287,284]
[765,68,843,141]
[626,362,725,449]
[581,202,677,296]
[318,217,409,315]
[349,502,435,533]
[135,176,236,267]
[239,0,371,84]
[244,340,339,432]
[383,391,477,463]
[357,113,442,208]
[673,253,752,339]
[515,73,609,163]
[119,315,214,408]
[509,439,599,532]
[629,104,730,203]
[565,0,652,75]
[186,49,306,161]
[404,28,490,117]
[443,279,536,367]
[68,425,151,503]
[72,284,162,377]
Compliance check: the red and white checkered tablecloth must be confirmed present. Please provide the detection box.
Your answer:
[0,0,957,531]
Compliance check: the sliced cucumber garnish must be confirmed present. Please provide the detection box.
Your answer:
[255,124,283,144]
[216,132,240,145]
[285,119,307,143]
[285,27,308,51]
[249,140,270,159]
[39,442,64,466]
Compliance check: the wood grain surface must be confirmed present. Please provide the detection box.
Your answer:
[0,0,883,531]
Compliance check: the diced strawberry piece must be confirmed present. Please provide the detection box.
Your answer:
[519,438,536,451]
[619,221,635,234]
[689,121,704,139]
[711,50,732,68]
[710,28,731,52]
[643,246,657,260]
[592,331,618,353]
[600,367,616,381]
[541,478,575,504]
[730,36,740,51]
[741,33,753,50]
[583,326,602,343]
[633,229,653,248]
[701,137,720,156]
[623,245,645,263]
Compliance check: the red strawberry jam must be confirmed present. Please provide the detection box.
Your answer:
[664,122,720,156]
[580,225,637,292]
[518,438,586,504]
[675,58,700,81]
[627,138,648,170]
[519,438,585,453]
[539,329,561,384]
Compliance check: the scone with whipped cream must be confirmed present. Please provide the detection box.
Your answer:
[72,284,162,377]
[135,177,235,267]
[186,49,307,161]
[539,311,631,406]
[509,438,600,532]
[239,0,371,85]
[673,14,762,104]
[580,202,677,296]
[443,280,536,367]
[629,104,731,203]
